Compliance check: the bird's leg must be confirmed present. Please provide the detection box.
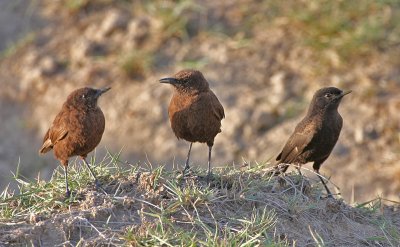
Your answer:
[63,165,71,198]
[295,163,302,176]
[182,142,193,176]
[295,163,306,194]
[82,157,107,195]
[315,169,333,198]
[206,145,213,183]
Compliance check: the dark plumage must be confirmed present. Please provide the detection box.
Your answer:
[160,69,225,179]
[39,87,110,197]
[273,87,351,196]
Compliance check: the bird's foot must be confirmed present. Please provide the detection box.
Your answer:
[296,167,302,176]
[319,193,335,200]
[278,175,286,187]
[94,179,107,195]
[64,190,71,200]
[206,172,213,184]
[182,166,192,178]
[94,179,101,188]
[268,165,285,177]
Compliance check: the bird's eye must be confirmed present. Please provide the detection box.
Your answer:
[82,94,86,99]
[324,93,331,98]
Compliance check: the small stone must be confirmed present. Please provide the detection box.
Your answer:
[39,56,58,75]
[269,72,287,105]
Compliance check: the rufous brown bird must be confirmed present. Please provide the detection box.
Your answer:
[273,87,351,197]
[39,87,110,197]
[160,69,225,180]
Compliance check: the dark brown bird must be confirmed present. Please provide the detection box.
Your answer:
[273,87,351,197]
[39,87,111,197]
[160,69,225,180]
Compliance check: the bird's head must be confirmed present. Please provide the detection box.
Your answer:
[159,69,209,93]
[310,87,351,112]
[67,87,111,109]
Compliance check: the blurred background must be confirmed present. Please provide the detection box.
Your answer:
[0,0,399,203]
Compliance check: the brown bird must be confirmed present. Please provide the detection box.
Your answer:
[273,87,351,197]
[39,87,111,197]
[160,69,225,180]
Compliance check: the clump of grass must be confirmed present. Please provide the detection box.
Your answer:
[0,149,129,220]
[179,58,209,70]
[119,50,154,79]
[0,32,36,60]
[143,0,202,39]
[64,0,90,13]
[356,197,400,246]
[124,206,282,246]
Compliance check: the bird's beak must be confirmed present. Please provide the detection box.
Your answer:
[96,87,111,97]
[338,90,352,99]
[159,77,179,85]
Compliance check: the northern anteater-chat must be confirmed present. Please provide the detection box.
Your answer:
[160,69,225,180]
[39,87,110,197]
[273,87,351,197]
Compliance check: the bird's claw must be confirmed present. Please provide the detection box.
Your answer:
[94,179,101,188]
[64,190,71,200]
[206,172,212,184]
[94,180,107,195]
[182,166,191,177]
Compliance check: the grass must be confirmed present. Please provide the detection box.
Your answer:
[64,0,90,12]
[179,58,209,70]
[54,0,400,74]
[0,151,399,246]
[119,50,154,79]
[143,0,202,40]
[0,150,125,220]
[171,0,400,68]
[0,32,36,60]
[280,0,400,60]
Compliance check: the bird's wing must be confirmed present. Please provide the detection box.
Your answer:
[276,120,316,164]
[39,111,69,154]
[49,126,69,143]
[209,91,225,120]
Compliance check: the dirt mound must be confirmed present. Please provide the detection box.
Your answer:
[1,158,399,246]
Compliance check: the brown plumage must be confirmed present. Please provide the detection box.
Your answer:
[39,87,110,197]
[160,69,225,179]
[273,87,351,197]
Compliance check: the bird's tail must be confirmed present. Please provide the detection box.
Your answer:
[39,139,53,154]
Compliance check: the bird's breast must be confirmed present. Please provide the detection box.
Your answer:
[310,112,343,156]
[71,108,105,153]
[167,92,222,144]
[169,93,196,113]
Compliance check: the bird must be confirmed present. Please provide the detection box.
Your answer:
[160,69,225,180]
[39,87,111,197]
[272,87,351,197]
